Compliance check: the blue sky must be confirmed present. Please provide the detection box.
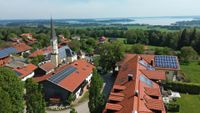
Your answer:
[0,0,200,19]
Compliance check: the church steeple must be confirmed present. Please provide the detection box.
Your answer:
[50,18,59,67]
[51,17,57,41]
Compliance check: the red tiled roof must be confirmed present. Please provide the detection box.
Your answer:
[109,95,124,102]
[113,85,126,91]
[20,33,32,37]
[144,87,161,97]
[29,46,52,58]
[14,64,37,78]
[35,60,94,92]
[0,57,11,67]
[140,55,154,64]
[105,103,123,111]
[13,43,32,53]
[141,70,166,80]
[103,54,166,113]
[39,62,55,72]
[110,92,125,97]
[144,96,165,111]
[59,60,94,92]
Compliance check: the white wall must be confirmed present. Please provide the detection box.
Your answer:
[21,71,35,81]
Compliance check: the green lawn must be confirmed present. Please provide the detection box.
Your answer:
[176,94,200,113]
[181,61,200,83]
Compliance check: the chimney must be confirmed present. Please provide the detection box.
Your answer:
[151,60,154,66]
[134,90,139,96]
[128,74,133,81]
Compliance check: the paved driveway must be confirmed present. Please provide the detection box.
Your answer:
[46,100,89,113]
[101,72,116,99]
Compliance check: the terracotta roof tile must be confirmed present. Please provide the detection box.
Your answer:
[113,85,126,91]
[39,62,55,72]
[109,95,124,102]
[144,96,165,111]
[110,92,125,97]
[103,54,166,113]
[35,60,94,92]
[144,87,161,97]
[140,55,155,64]
[141,70,166,80]
[29,46,52,58]
[14,64,37,78]
[13,43,32,53]
[105,103,123,111]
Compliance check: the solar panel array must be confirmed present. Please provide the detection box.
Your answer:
[48,66,77,84]
[155,55,178,69]
[140,75,153,87]
[0,47,18,58]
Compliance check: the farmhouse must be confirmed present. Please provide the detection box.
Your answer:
[35,59,94,104]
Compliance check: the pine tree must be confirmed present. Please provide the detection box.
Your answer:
[178,29,190,49]
[25,78,46,113]
[88,69,104,113]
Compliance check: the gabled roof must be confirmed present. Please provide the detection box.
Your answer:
[141,70,166,80]
[13,43,32,53]
[103,54,166,113]
[29,46,52,58]
[39,62,56,72]
[14,64,37,79]
[35,60,94,92]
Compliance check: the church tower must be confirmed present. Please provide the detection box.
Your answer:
[50,18,59,67]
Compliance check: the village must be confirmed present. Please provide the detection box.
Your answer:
[0,18,193,113]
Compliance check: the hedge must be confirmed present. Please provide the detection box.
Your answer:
[166,103,180,112]
[164,82,200,94]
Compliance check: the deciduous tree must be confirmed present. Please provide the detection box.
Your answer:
[0,67,24,113]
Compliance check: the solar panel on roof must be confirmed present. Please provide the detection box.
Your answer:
[140,75,153,87]
[154,55,178,69]
[0,47,18,58]
[139,60,155,70]
[48,66,77,84]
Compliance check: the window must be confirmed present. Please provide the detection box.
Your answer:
[140,75,153,87]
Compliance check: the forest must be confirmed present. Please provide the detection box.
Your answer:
[0,25,200,55]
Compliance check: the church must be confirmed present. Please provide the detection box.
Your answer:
[50,18,77,67]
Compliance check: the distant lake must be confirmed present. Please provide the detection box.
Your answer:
[0,16,198,26]
[124,17,195,26]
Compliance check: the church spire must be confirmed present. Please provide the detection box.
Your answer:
[50,18,59,67]
[51,17,57,40]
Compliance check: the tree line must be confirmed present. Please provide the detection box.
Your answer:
[0,26,200,54]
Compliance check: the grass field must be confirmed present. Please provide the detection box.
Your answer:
[176,94,200,113]
[181,61,200,83]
